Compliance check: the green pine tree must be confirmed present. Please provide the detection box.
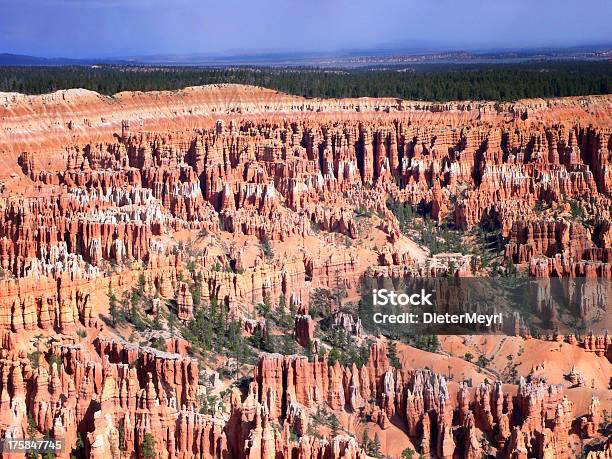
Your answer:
[107,286,120,327]
[140,432,156,459]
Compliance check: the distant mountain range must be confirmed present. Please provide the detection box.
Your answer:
[1,45,610,67]
[0,54,128,66]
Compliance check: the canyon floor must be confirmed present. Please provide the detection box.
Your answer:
[0,85,610,459]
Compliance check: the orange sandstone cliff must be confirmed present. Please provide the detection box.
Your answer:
[0,85,610,459]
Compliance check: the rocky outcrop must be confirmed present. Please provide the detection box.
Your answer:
[176,281,194,321]
[293,315,314,347]
[0,86,609,459]
[251,341,597,459]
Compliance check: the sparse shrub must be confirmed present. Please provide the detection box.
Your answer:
[477,354,491,368]
[260,236,274,261]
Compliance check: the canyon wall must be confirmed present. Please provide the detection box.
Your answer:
[0,86,609,458]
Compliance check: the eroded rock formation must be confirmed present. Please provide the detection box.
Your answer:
[0,86,609,458]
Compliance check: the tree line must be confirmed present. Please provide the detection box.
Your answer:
[0,61,609,101]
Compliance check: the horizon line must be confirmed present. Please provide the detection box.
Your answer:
[2,43,611,63]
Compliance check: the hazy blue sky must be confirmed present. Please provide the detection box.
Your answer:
[1,0,611,58]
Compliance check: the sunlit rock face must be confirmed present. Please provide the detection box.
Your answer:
[0,85,609,458]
